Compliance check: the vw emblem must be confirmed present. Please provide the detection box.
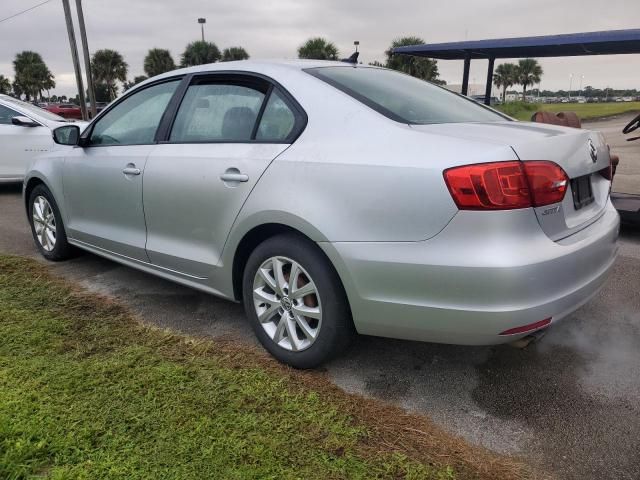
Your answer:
[588,139,597,163]
[281,296,293,312]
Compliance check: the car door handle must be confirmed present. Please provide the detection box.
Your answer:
[220,172,249,183]
[122,167,141,176]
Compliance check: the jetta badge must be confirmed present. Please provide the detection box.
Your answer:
[588,139,597,163]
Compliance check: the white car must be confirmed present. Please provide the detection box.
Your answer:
[0,94,86,182]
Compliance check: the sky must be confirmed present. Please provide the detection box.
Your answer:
[0,0,639,97]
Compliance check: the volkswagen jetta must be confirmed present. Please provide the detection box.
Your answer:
[24,60,619,367]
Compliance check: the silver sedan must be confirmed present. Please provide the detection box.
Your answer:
[24,60,619,368]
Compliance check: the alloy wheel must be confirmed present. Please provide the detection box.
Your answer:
[32,196,56,252]
[252,256,322,352]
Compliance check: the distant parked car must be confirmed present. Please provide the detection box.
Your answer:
[471,95,500,105]
[44,103,83,119]
[24,61,619,368]
[0,94,86,182]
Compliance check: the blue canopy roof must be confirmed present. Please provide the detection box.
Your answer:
[393,29,640,59]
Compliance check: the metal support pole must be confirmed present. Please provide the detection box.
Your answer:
[62,0,88,120]
[461,54,471,96]
[76,0,96,118]
[197,18,206,42]
[484,57,495,105]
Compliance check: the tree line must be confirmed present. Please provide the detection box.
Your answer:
[0,41,250,103]
[1,36,546,104]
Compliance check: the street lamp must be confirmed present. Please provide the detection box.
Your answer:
[579,74,585,98]
[197,18,206,42]
[353,40,359,53]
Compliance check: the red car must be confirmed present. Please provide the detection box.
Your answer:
[44,103,83,119]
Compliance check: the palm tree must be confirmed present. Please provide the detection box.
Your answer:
[12,51,55,101]
[297,38,339,60]
[516,58,543,102]
[385,37,441,82]
[493,63,517,102]
[180,41,221,67]
[222,47,250,62]
[122,76,148,92]
[91,49,128,101]
[143,48,176,77]
[0,75,11,95]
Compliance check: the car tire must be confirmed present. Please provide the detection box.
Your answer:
[242,233,354,369]
[28,184,74,261]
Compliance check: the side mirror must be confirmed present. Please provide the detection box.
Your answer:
[12,116,40,127]
[52,124,80,146]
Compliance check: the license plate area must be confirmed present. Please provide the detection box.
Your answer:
[571,175,594,210]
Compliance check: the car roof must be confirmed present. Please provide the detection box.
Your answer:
[177,58,349,73]
[137,59,357,86]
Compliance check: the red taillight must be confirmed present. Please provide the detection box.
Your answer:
[523,161,569,207]
[443,161,568,210]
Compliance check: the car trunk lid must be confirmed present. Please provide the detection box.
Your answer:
[411,121,612,240]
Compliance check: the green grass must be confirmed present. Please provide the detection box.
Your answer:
[494,101,538,121]
[496,101,640,121]
[0,255,465,480]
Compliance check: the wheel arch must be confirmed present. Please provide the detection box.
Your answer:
[23,174,71,234]
[230,222,349,309]
[23,175,48,213]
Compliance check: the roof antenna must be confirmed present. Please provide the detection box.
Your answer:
[341,41,360,64]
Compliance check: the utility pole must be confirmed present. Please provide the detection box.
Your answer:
[62,0,88,120]
[76,0,96,118]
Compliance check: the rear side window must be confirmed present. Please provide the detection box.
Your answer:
[90,80,180,145]
[256,90,296,141]
[306,66,508,125]
[170,84,265,142]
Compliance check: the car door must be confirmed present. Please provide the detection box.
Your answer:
[62,78,181,261]
[143,74,305,278]
[0,104,50,179]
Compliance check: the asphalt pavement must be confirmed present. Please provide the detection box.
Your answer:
[589,112,640,196]
[1,115,639,480]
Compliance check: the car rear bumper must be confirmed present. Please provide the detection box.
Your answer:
[320,201,620,345]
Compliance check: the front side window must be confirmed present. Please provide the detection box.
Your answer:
[0,104,20,125]
[256,90,296,141]
[170,83,265,142]
[90,80,180,146]
[306,66,508,125]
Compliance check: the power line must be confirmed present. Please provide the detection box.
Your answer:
[0,0,53,25]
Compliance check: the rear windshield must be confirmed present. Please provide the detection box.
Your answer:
[305,66,508,125]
